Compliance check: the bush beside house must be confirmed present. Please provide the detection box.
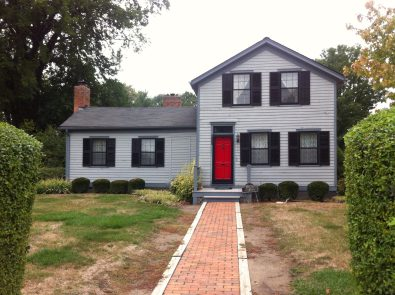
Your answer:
[278,181,299,200]
[0,123,42,294]
[110,180,129,194]
[307,181,329,202]
[71,177,90,193]
[36,179,71,194]
[344,107,395,294]
[92,179,110,193]
[258,183,278,201]
[128,178,145,192]
[170,161,195,203]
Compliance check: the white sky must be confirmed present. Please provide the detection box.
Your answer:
[117,0,394,97]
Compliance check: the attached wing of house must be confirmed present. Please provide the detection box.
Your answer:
[60,37,343,203]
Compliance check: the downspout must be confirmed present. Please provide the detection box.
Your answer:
[65,130,70,180]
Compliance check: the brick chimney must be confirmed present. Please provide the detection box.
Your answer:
[73,81,90,112]
[163,94,182,107]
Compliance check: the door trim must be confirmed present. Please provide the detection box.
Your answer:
[212,135,234,185]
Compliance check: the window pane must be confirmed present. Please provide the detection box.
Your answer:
[141,139,155,152]
[281,72,298,88]
[92,152,106,165]
[141,152,155,166]
[300,149,317,164]
[233,89,250,104]
[300,133,317,147]
[92,139,106,152]
[251,133,268,148]
[281,88,298,103]
[252,149,268,164]
[233,74,250,90]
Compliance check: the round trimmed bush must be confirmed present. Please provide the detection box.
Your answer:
[258,183,278,201]
[92,179,110,193]
[307,181,329,202]
[71,177,90,193]
[344,107,395,294]
[128,178,145,192]
[278,181,299,200]
[0,122,42,294]
[110,180,129,194]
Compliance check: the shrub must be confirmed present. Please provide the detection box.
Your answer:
[258,183,278,201]
[38,167,64,180]
[110,180,129,194]
[344,107,395,294]
[307,181,329,202]
[170,161,195,203]
[278,181,299,200]
[0,122,42,294]
[337,178,345,196]
[128,178,145,192]
[92,179,110,193]
[71,177,90,193]
[135,189,179,206]
[36,179,71,194]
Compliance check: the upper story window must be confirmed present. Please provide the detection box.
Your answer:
[270,71,310,106]
[233,74,251,105]
[222,73,262,107]
[281,72,299,104]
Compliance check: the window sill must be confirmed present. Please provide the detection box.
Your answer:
[225,105,258,108]
[84,166,113,168]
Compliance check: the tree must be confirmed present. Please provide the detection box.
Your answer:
[316,45,385,177]
[0,0,169,127]
[348,1,395,100]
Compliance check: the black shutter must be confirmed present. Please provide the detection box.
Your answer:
[132,138,141,167]
[240,133,251,166]
[288,132,299,166]
[155,138,165,167]
[319,131,330,165]
[83,138,91,167]
[251,73,261,106]
[299,71,310,105]
[270,72,281,105]
[106,139,116,167]
[269,132,280,166]
[222,74,233,107]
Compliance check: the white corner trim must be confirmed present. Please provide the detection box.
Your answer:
[235,202,252,295]
[151,202,207,295]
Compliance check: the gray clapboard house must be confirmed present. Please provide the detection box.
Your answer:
[60,37,343,203]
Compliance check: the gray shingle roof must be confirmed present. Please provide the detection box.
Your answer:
[59,107,196,130]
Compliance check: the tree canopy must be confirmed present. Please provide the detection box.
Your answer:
[347,1,395,100]
[0,0,169,127]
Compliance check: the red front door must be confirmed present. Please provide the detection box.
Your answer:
[213,136,233,183]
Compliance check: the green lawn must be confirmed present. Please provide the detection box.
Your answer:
[23,193,192,294]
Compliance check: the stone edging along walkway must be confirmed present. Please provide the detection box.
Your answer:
[151,201,252,295]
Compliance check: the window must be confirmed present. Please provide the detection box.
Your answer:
[233,74,251,105]
[281,72,298,104]
[300,132,318,164]
[213,125,233,134]
[132,138,165,167]
[141,139,156,166]
[251,133,269,164]
[92,139,107,166]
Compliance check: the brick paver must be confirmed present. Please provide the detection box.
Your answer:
[164,202,239,295]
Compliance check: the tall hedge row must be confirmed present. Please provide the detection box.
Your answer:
[0,123,42,294]
[344,107,395,294]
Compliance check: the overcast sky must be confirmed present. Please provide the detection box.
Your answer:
[117,0,394,97]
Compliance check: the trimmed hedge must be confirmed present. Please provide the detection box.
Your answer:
[344,107,395,294]
[307,181,329,202]
[71,177,90,193]
[0,122,42,294]
[258,183,278,201]
[36,179,71,194]
[278,181,299,200]
[110,180,129,194]
[128,178,145,192]
[92,179,110,193]
[38,166,64,180]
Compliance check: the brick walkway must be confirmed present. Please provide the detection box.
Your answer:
[164,202,239,295]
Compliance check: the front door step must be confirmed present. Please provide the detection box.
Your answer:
[203,195,240,202]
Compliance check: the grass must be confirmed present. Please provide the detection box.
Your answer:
[28,247,92,267]
[244,201,357,295]
[293,268,358,295]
